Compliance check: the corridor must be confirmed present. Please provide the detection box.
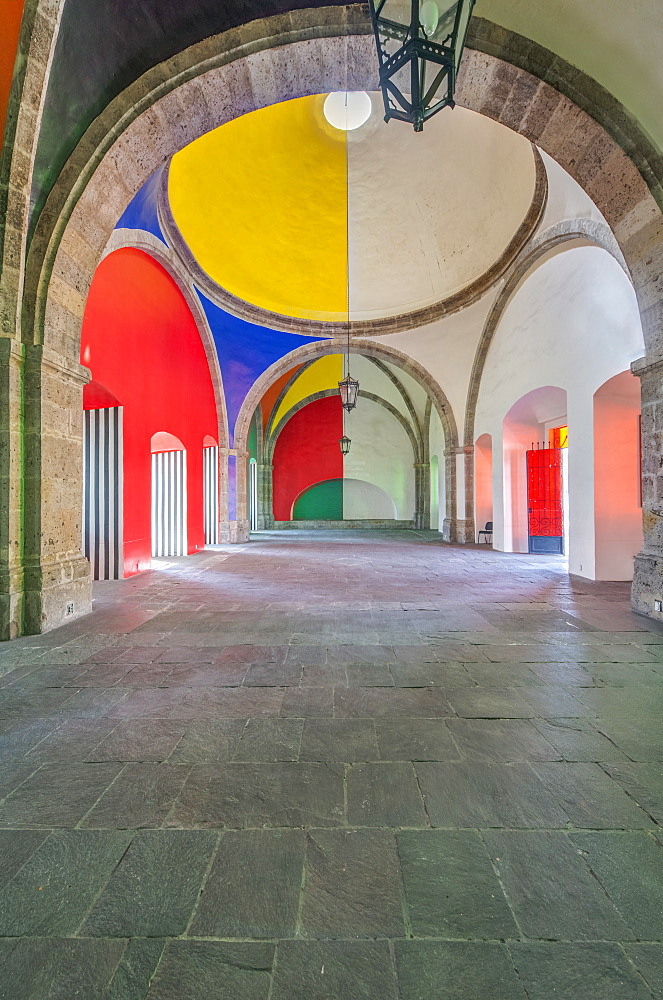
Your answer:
[0,530,661,998]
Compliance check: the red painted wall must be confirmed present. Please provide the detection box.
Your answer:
[272,395,343,520]
[81,247,218,575]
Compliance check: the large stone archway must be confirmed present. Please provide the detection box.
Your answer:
[232,337,459,539]
[3,5,662,635]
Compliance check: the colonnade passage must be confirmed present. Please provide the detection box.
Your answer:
[0,530,661,998]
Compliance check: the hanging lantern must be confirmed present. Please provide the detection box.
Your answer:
[368,0,475,131]
[339,435,352,455]
[338,373,360,412]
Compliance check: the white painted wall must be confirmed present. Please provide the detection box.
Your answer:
[475,245,644,578]
[344,396,415,519]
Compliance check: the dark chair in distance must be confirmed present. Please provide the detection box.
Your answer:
[478,521,493,544]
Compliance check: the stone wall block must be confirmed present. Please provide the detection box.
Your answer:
[154,87,211,157]
[198,59,256,130]
[518,80,564,144]
[345,33,377,92]
[499,71,540,134]
[586,148,652,229]
[456,50,498,113]
[622,216,663,322]
[478,59,519,123]
[244,47,296,110]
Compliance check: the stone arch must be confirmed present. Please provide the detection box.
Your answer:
[461,225,642,540]
[234,337,459,537]
[464,219,632,448]
[266,388,422,464]
[3,7,661,633]
[102,230,229,451]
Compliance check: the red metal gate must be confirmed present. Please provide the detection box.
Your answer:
[526,446,564,554]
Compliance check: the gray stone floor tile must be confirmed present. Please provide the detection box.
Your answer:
[532,762,656,828]
[518,685,587,716]
[299,719,379,761]
[416,762,570,828]
[483,831,634,940]
[0,762,122,826]
[510,942,656,1000]
[0,830,131,935]
[176,686,285,719]
[22,720,116,762]
[447,718,561,761]
[271,940,397,1000]
[335,686,451,718]
[532,717,631,761]
[243,662,303,686]
[624,945,663,1000]
[347,762,428,826]
[569,832,663,939]
[189,829,305,937]
[0,829,50,886]
[81,763,190,828]
[166,762,345,828]
[166,719,246,763]
[86,720,186,762]
[375,718,460,761]
[390,661,474,687]
[145,941,273,1000]
[446,687,536,717]
[280,686,334,716]
[82,830,217,936]
[233,718,303,761]
[300,828,404,937]
[0,759,40,798]
[603,762,663,822]
[395,941,527,1000]
[0,937,126,1000]
[104,938,168,1000]
[398,830,517,937]
[0,717,61,757]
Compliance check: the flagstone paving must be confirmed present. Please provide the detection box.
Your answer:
[0,529,662,998]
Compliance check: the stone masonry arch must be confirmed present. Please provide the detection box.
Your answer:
[2,6,661,633]
[233,337,459,541]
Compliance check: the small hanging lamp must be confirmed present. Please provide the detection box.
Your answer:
[368,0,476,131]
[339,435,352,455]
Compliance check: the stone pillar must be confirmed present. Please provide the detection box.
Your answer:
[631,355,663,619]
[442,445,475,543]
[0,339,26,639]
[256,462,274,530]
[23,345,93,634]
[413,462,430,529]
[218,447,250,543]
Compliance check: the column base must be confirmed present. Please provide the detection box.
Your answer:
[0,565,25,641]
[219,519,250,543]
[23,554,93,636]
[442,518,475,544]
[631,552,663,620]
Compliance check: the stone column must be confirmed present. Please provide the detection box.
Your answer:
[413,462,430,529]
[442,445,475,543]
[218,448,250,543]
[23,344,93,634]
[0,339,26,639]
[631,355,663,619]
[256,462,274,530]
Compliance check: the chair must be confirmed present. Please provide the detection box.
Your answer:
[478,521,493,544]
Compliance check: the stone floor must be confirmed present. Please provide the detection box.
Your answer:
[0,529,662,999]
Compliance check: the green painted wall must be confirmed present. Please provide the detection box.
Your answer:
[293,478,343,520]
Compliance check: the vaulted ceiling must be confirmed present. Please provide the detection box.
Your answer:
[26,0,662,230]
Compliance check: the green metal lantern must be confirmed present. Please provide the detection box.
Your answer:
[339,435,352,455]
[368,0,475,131]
